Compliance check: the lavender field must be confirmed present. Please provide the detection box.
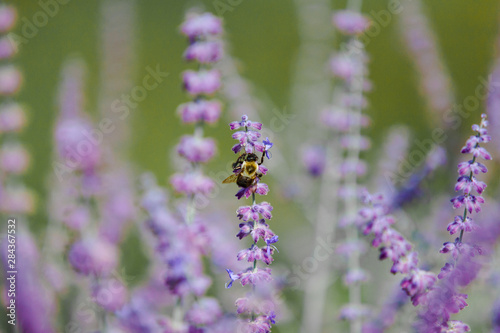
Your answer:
[1,0,500,332]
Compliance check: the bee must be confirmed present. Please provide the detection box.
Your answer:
[222,152,265,188]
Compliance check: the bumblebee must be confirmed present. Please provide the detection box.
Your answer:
[222,152,265,188]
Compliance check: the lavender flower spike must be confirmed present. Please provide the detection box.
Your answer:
[225,115,279,332]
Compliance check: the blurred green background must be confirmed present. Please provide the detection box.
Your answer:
[12,0,500,231]
[6,0,500,331]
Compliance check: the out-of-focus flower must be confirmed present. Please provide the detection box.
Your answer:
[68,236,118,276]
[0,65,22,95]
[332,10,370,35]
[180,12,222,40]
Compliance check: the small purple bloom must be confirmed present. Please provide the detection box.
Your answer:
[183,69,221,96]
[263,137,273,159]
[301,145,326,177]
[450,194,484,213]
[185,297,222,325]
[339,304,371,321]
[438,262,454,280]
[390,251,418,274]
[251,219,275,243]
[400,269,436,298]
[180,12,222,39]
[235,182,269,200]
[332,10,370,35]
[0,5,17,33]
[92,278,128,312]
[457,160,487,175]
[454,175,486,194]
[0,65,22,95]
[343,268,369,285]
[178,99,222,124]
[184,41,223,64]
[68,237,118,276]
[460,144,492,160]
[0,102,26,133]
[229,114,262,131]
[170,171,215,195]
[440,238,460,259]
[240,267,272,286]
[225,269,240,288]
[265,236,279,256]
[177,135,216,163]
[447,216,476,235]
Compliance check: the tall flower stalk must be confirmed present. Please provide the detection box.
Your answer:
[131,11,226,332]
[0,4,56,332]
[358,114,491,333]
[224,115,278,333]
[416,114,491,332]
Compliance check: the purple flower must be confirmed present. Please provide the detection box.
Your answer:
[262,137,273,159]
[180,12,222,39]
[183,69,221,96]
[390,251,418,274]
[332,10,370,35]
[251,219,276,243]
[0,5,17,33]
[457,160,487,175]
[240,268,272,286]
[301,145,326,177]
[177,135,216,163]
[460,142,492,160]
[444,321,470,332]
[235,182,269,200]
[184,41,223,63]
[440,239,460,259]
[237,202,273,221]
[229,114,262,131]
[0,103,26,133]
[178,99,222,124]
[438,262,454,280]
[400,269,436,299]
[454,175,486,194]
[225,269,241,288]
[226,116,278,330]
[185,297,222,325]
[343,268,369,285]
[68,237,118,276]
[237,245,264,263]
[92,278,128,312]
[450,194,484,213]
[0,143,30,174]
[447,216,476,235]
[338,304,371,321]
[235,297,267,315]
[0,36,17,59]
[0,65,22,95]
[170,172,215,195]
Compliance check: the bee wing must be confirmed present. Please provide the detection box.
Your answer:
[222,173,238,184]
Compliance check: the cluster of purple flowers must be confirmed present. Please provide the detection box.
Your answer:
[358,191,436,305]
[415,115,491,332]
[358,115,492,333]
[0,6,57,332]
[225,115,278,333]
[0,5,34,216]
[171,12,223,197]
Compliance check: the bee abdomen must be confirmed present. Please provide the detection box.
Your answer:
[237,176,254,188]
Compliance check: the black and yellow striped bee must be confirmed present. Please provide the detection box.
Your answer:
[222,152,265,188]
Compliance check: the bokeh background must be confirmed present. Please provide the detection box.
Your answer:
[3,0,500,332]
